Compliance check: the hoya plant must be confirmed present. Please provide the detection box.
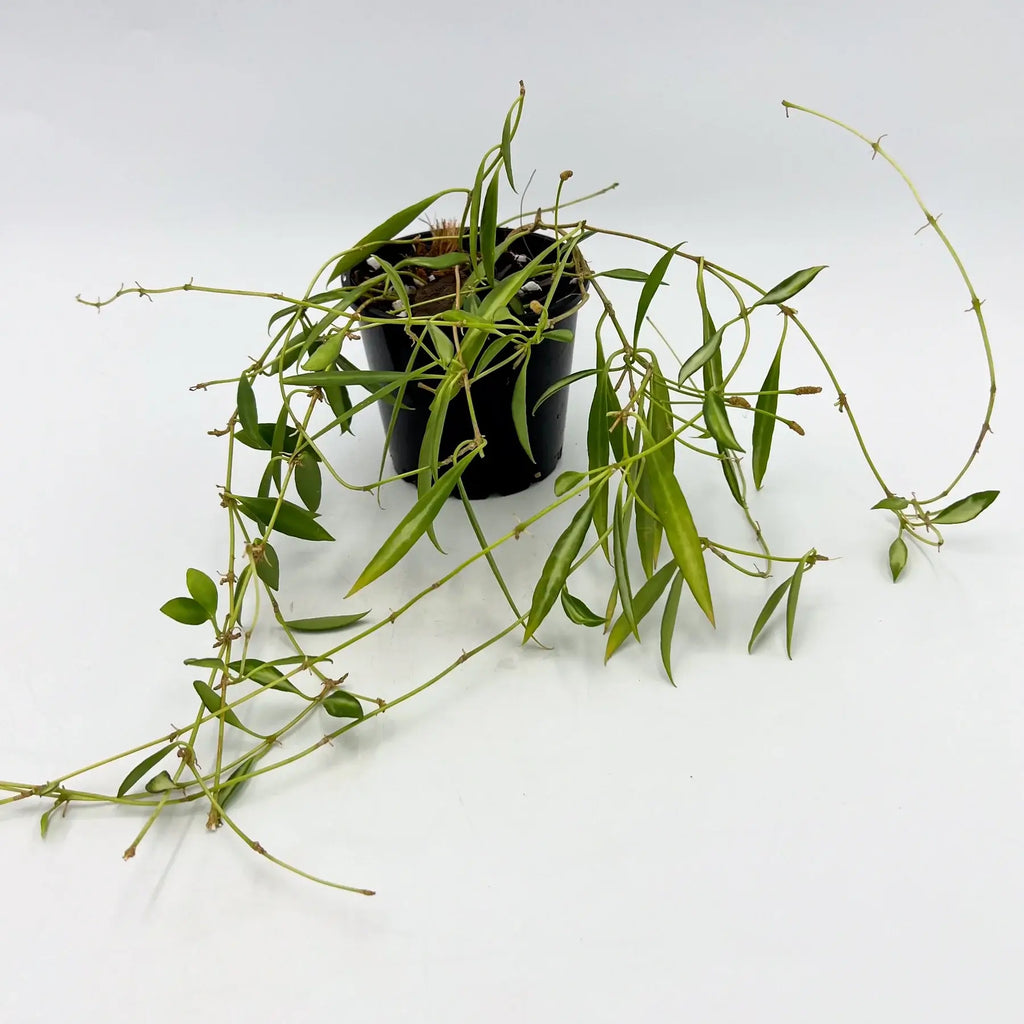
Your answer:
[0,88,997,894]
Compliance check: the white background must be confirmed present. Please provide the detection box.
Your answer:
[2,1,1022,1021]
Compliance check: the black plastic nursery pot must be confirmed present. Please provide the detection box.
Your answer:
[348,228,587,499]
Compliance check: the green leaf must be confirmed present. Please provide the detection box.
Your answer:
[425,322,455,366]
[481,167,500,284]
[634,466,661,579]
[889,536,908,582]
[785,551,813,660]
[560,587,605,627]
[500,87,524,191]
[612,490,638,642]
[323,690,364,719]
[554,470,587,497]
[512,356,535,462]
[587,367,612,559]
[40,804,58,838]
[183,657,225,670]
[752,342,783,489]
[117,744,177,798]
[282,370,414,390]
[642,439,714,626]
[659,571,684,685]
[747,576,793,653]
[542,329,575,343]
[702,389,745,452]
[401,252,471,271]
[227,658,303,696]
[930,489,999,525]
[294,452,322,513]
[677,324,726,385]
[301,332,343,372]
[347,447,479,595]
[328,188,463,282]
[160,597,209,626]
[185,568,219,620]
[145,770,175,794]
[522,489,601,643]
[236,376,259,437]
[235,495,334,542]
[323,383,354,435]
[872,496,910,511]
[254,539,280,591]
[633,245,680,346]
[282,611,370,632]
[595,268,670,283]
[193,680,261,736]
[751,266,827,309]
[605,561,677,661]
[219,756,257,811]
[532,368,600,414]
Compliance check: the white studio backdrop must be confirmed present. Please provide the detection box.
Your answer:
[1,2,1022,1022]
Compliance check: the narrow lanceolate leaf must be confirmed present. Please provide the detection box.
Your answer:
[282,611,370,632]
[500,85,524,191]
[587,370,612,558]
[236,376,259,437]
[117,744,177,798]
[660,571,685,686]
[522,489,601,644]
[702,389,744,452]
[40,804,57,838]
[635,462,662,580]
[481,167,501,284]
[347,448,479,596]
[872,496,910,511]
[185,568,219,620]
[227,659,304,696]
[512,356,535,462]
[633,245,681,346]
[643,442,714,626]
[612,491,638,641]
[293,452,322,513]
[605,562,677,662]
[192,680,261,736]
[752,341,783,490]
[595,267,670,283]
[254,539,280,591]
[145,771,176,794]
[677,324,727,385]
[160,597,209,626]
[636,373,672,577]
[889,536,908,582]
[301,332,343,372]
[560,587,605,627]
[785,551,813,660]
[328,188,462,282]
[930,489,999,525]
[282,370,412,390]
[532,368,600,414]
[751,266,827,309]
[234,495,334,542]
[323,690,364,719]
[219,756,257,811]
[425,322,455,366]
[554,470,588,497]
[747,577,793,653]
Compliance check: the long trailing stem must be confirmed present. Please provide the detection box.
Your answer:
[781,100,997,504]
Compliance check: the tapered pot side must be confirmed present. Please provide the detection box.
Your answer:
[348,228,587,499]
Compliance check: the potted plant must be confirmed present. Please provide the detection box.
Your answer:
[0,87,998,895]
